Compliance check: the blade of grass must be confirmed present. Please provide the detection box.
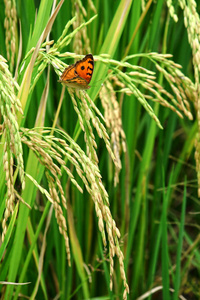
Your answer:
[127,6,170,290]
[0,203,18,262]
[88,0,133,100]
[25,0,54,54]
[13,201,51,300]
[4,4,66,297]
[67,202,89,299]
[4,165,45,299]
[161,170,172,300]
[132,193,146,294]
[173,181,187,300]
[18,0,64,124]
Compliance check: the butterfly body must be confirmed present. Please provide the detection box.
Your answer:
[59,54,94,90]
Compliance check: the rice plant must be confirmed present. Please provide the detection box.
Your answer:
[0,0,199,299]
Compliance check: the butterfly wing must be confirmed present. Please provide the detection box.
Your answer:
[59,64,76,82]
[61,77,89,89]
[75,54,94,84]
[59,54,94,90]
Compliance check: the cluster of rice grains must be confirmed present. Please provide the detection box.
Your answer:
[20,116,129,297]
[56,1,129,294]
[0,56,25,240]
[179,0,200,196]
[68,88,129,299]
[167,0,200,197]
[3,0,17,72]
[71,0,97,56]
[99,79,127,186]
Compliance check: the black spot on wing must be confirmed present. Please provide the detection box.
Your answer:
[87,64,93,75]
[88,59,93,66]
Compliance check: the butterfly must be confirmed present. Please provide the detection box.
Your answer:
[58,54,94,90]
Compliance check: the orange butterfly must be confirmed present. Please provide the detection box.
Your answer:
[58,54,94,90]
